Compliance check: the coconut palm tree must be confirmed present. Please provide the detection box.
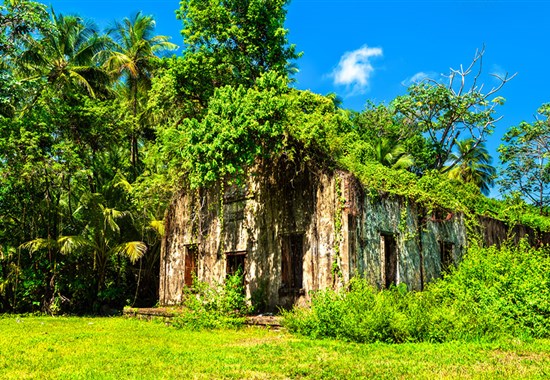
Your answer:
[374,137,415,170]
[445,138,496,195]
[104,12,177,173]
[18,9,111,99]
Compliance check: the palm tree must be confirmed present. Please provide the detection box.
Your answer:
[374,137,414,170]
[18,9,111,99]
[104,12,177,173]
[445,138,496,195]
[325,92,343,109]
[23,192,147,297]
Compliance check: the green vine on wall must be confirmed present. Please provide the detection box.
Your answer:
[218,181,225,255]
[332,175,345,283]
[398,199,417,242]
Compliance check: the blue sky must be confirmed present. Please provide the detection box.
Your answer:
[46,0,550,196]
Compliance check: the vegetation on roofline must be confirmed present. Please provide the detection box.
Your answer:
[155,70,549,232]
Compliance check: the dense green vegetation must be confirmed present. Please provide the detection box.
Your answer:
[171,271,251,330]
[0,316,549,379]
[0,0,549,317]
[283,240,550,343]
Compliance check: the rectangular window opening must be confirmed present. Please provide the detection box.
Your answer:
[226,253,246,277]
[281,234,304,290]
[381,233,397,288]
[184,244,198,287]
[226,252,246,289]
[439,241,454,273]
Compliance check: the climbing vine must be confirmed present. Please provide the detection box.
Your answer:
[331,175,345,283]
[398,199,417,242]
[218,181,225,254]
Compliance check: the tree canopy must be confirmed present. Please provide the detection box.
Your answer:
[498,104,550,214]
[392,48,512,173]
[177,0,300,84]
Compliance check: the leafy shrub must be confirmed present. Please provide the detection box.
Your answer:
[430,240,550,339]
[283,240,550,343]
[172,271,251,330]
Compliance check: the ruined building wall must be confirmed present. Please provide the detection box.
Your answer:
[160,160,342,309]
[160,162,470,309]
[346,187,467,292]
[478,216,550,247]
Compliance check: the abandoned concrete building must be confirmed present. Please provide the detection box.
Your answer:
[159,159,549,310]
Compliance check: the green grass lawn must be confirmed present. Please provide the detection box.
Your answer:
[0,316,549,379]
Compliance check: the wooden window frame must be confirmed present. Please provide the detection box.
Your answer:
[183,244,198,287]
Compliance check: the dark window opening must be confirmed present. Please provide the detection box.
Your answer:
[348,215,357,274]
[439,241,454,273]
[381,233,397,288]
[281,234,304,290]
[184,244,198,287]
[226,253,245,276]
[226,253,246,288]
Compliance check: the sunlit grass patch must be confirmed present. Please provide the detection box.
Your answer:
[0,316,548,379]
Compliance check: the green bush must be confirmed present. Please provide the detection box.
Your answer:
[430,240,550,339]
[283,281,431,343]
[283,240,550,343]
[172,271,251,330]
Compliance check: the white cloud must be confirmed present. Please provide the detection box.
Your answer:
[331,45,383,95]
[401,71,437,87]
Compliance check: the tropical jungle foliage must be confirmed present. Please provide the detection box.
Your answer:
[0,0,548,316]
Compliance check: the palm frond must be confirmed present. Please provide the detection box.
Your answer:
[148,219,165,237]
[58,235,93,255]
[113,172,133,193]
[114,241,147,263]
[445,138,495,195]
[19,238,57,254]
[68,69,95,97]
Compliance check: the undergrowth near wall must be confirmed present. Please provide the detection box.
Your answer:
[172,271,251,330]
[283,239,550,343]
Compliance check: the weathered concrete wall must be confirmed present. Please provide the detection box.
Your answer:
[160,161,469,309]
[478,216,550,247]
[347,190,467,291]
[160,160,342,309]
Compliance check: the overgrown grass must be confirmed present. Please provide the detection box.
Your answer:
[0,316,549,379]
[283,240,550,343]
